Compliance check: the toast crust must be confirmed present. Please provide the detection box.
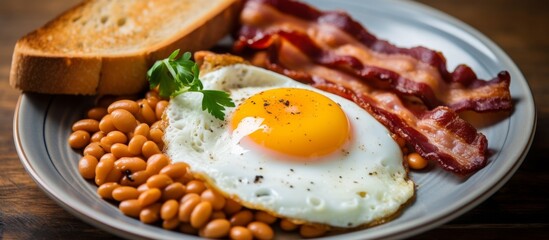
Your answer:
[10,0,242,95]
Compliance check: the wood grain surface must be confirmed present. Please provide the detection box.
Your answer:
[0,0,547,239]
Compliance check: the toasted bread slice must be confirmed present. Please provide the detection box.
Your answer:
[10,0,242,95]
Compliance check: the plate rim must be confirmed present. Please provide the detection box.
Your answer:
[12,0,537,239]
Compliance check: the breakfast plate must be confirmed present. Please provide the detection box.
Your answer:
[13,0,535,239]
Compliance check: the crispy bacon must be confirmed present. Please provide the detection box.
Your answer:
[235,0,512,112]
[316,83,488,175]
[231,0,504,174]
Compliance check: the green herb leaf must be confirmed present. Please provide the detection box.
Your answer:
[147,49,235,120]
[200,90,236,120]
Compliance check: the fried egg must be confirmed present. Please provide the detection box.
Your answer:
[164,64,414,228]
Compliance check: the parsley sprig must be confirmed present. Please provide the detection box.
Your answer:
[147,50,235,120]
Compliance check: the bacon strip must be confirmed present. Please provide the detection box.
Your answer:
[235,0,512,112]
[316,83,488,175]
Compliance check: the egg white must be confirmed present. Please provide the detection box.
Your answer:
[164,64,414,228]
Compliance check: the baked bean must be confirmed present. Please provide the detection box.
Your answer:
[87,107,108,120]
[78,155,98,179]
[99,114,116,133]
[138,100,156,124]
[97,182,119,200]
[160,162,189,180]
[112,186,140,201]
[142,141,161,158]
[211,211,226,220]
[146,154,170,175]
[134,104,148,124]
[111,109,137,133]
[83,142,105,159]
[69,130,90,149]
[108,131,128,143]
[162,217,180,230]
[137,183,150,194]
[101,131,128,152]
[111,143,133,158]
[155,100,169,120]
[190,201,213,228]
[147,96,159,111]
[147,174,173,189]
[200,218,230,239]
[230,210,253,227]
[407,152,428,170]
[223,198,242,216]
[162,182,186,201]
[201,189,226,211]
[140,202,161,224]
[173,171,194,185]
[120,170,150,187]
[128,135,147,155]
[178,193,201,222]
[99,139,113,153]
[138,188,162,207]
[149,128,164,144]
[119,199,142,218]
[299,224,328,238]
[146,90,160,102]
[95,154,115,186]
[115,157,147,172]
[134,123,150,137]
[254,211,277,225]
[105,167,123,183]
[161,199,179,220]
[150,121,164,130]
[247,221,274,240]
[90,131,106,142]
[72,119,100,133]
[179,223,199,235]
[230,226,253,240]
[104,154,124,168]
[181,192,199,203]
[108,100,140,115]
[186,180,206,195]
[279,219,298,231]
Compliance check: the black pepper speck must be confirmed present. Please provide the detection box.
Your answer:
[254,175,264,183]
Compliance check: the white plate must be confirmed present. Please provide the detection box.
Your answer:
[13,0,536,239]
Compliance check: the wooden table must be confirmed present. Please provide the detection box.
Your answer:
[1,0,547,239]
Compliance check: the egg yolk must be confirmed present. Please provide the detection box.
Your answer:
[231,88,350,159]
